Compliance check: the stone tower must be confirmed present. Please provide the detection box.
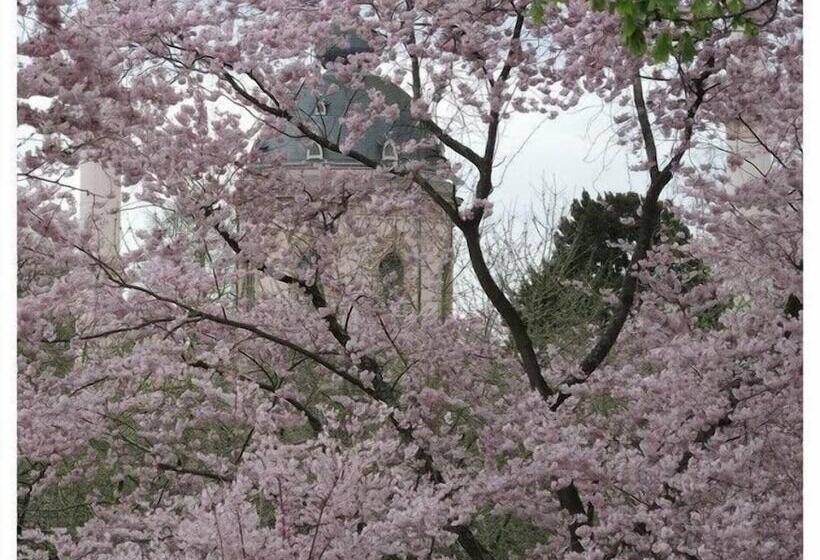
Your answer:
[254,35,455,318]
[78,161,121,261]
[725,117,773,188]
[724,33,775,189]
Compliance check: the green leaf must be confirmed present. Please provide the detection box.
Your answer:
[531,0,546,24]
[616,0,637,18]
[621,14,638,37]
[743,19,760,37]
[691,0,711,18]
[624,28,647,55]
[657,0,679,19]
[678,32,697,62]
[652,31,673,63]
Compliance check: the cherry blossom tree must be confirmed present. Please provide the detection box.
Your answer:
[17,1,801,559]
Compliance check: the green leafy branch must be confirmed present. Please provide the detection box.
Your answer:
[530,0,776,62]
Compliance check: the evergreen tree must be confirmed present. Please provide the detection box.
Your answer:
[515,191,689,354]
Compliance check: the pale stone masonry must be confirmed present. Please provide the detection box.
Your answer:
[79,161,121,262]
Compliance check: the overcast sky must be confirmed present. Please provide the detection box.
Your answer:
[492,94,641,216]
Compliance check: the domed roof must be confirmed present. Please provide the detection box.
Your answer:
[256,32,443,168]
[317,31,373,66]
[257,74,442,166]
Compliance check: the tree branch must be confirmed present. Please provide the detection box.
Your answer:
[76,246,376,399]
[462,222,553,400]
[157,462,233,483]
[551,66,712,411]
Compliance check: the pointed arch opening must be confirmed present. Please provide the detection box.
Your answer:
[381,140,398,165]
[306,141,324,161]
[378,251,404,302]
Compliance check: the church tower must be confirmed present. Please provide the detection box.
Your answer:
[254,33,455,318]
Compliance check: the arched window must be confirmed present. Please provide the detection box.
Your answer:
[378,251,404,301]
[306,141,324,161]
[297,250,319,280]
[381,140,398,165]
[315,100,328,115]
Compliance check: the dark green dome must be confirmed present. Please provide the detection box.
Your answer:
[256,76,442,167]
[317,32,373,66]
